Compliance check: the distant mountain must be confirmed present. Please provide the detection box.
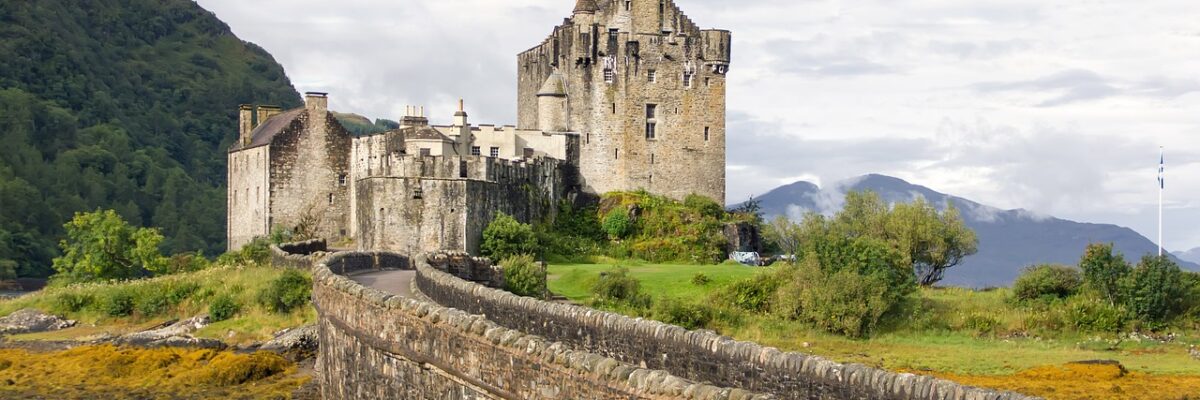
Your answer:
[1175,248,1200,265]
[736,174,1199,287]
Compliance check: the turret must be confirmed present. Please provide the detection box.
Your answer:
[536,70,568,132]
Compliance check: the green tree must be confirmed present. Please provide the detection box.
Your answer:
[51,210,168,283]
[481,213,538,260]
[1078,243,1130,305]
[1122,255,1184,324]
[1011,264,1083,302]
[764,215,801,259]
[884,198,977,286]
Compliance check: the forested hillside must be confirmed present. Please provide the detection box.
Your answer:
[0,0,302,277]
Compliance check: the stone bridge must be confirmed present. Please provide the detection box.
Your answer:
[272,244,1036,400]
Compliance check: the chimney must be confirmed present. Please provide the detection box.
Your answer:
[453,98,468,127]
[304,92,328,112]
[401,104,429,127]
[238,104,254,146]
[256,105,283,128]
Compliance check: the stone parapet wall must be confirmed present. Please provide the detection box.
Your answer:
[426,252,504,288]
[313,251,768,400]
[416,261,1039,400]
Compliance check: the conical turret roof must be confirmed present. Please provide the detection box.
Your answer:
[537,70,567,97]
[573,0,599,13]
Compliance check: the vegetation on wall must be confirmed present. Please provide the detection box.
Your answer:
[0,0,303,277]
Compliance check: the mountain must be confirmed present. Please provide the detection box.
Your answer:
[737,174,1199,287]
[0,0,302,276]
[1175,248,1200,265]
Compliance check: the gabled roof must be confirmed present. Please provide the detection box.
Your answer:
[402,126,454,142]
[232,108,305,151]
[573,0,599,13]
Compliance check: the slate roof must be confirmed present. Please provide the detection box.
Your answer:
[405,126,454,142]
[231,108,305,151]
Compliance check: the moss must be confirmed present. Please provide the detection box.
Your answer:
[923,363,1200,400]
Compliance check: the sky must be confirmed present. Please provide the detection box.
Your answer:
[195,0,1200,252]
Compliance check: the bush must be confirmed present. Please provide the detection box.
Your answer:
[1011,264,1082,302]
[256,269,312,314]
[98,288,136,317]
[52,292,94,313]
[135,289,172,316]
[652,298,714,330]
[165,280,201,305]
[1078,243,1131,305]
[590,267,651,310]
[501,255,546,299]
[1065,295,1128,333]
[216,238,271,267]
[209,294,241,322]
[602,210,631,239]
[481,213,538,260]
[961,313,1001,336]
[718,271,784,312]
[774,262,898,338]
[683,194,724,219]
[690,272,711,286]
[164,252,211,275]
[1122,255,1184,324]
[51,209,168,282]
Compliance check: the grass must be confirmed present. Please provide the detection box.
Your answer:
[0,264,314,345]
[548,261,1200,399]
[0,345,307,399]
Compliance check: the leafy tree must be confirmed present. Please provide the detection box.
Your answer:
[884,197,976,286]
[51,210,168,283]
[1078,243,1131,305]
[763,215,801,259]
[1122,255,1184,324]
[481,213,538,260]
[729,195,764,225]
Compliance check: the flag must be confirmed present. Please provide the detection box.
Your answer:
[1158,151,1165,189]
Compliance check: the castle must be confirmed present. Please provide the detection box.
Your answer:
[227,0,731,253]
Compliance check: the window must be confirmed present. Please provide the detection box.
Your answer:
[651,153,655,164]
[471,146,481,156]
[648,69,657,83]
[615,148,619,159]
[329,193,334,204]
[608,29,618,42]
[490,147,500,158]
[604,69,615,84]
[624,0,631,11]
[585,132,590,144]
[704,127,710,141]
[705,77,710,87]
[612,103,616,114]
[645,104,658,140]
[683,72,694,88]
[338,174,347,186]
[419,148,431,157]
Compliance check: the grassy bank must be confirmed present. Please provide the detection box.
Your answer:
[0,264,314,344]
[548,262,1200,399]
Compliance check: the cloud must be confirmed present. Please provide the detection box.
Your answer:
[973,69,1200,107]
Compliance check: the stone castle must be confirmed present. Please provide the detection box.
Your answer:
[227,0,732,253]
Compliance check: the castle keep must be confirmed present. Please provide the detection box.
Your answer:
[227,0,730,252]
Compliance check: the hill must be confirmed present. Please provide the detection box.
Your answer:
[736,174,1199,287]
[0,0,302,276]
[1175,247,1200,265]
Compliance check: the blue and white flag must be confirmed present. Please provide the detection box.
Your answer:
[1158,151,1165,189]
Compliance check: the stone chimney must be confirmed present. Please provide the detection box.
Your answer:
[238,104,254,146]
[304,92,328,112]
[400,105,429,127]
[453,99,468,127]
[256,105,283,127]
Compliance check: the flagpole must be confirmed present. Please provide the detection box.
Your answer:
[1157,150,1167,336]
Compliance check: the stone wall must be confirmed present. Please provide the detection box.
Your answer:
[416,261,1038,400]
[313,251,772,400]
[426,252,504,288]
[268,95,353,244]
[269,239,329,270]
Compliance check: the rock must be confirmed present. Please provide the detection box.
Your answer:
[0,309,76,335]
[1189,345,1199,361]
[261,324,318,361]
[112,315,223,349]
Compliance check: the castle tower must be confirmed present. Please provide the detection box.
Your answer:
[537,70,569,132]
[516,0,731,204]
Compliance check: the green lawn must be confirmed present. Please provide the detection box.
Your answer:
[547,261,1200,377]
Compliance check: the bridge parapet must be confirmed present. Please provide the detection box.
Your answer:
[312,250,771,400]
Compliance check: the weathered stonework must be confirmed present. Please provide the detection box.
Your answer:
[517,0,731,204]
[312,251,773,400]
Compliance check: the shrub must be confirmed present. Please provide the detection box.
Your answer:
[216,238,271,267]
[1122,255,1184,324]
[602,210,631,239]
[481,213,538,260]
[209,294,240,322]
[165,280,201,305]
[52,292,94,313]
[164,252,210,275]
[51,209,168,282]
[590,267,651,310]
[1065,295,1128,333]
[501,255,546,299]
[256,269,312,314]
[652,298,714,330]
[97,288,136,317]
[683,194,724,219]
[135,289,172,316]
[1078,243,1130,305]
[690,272,711,286]
[774,262,897,338]
[1011,264,1082,302]
[961,313,1001,336]
[718,271,784,312]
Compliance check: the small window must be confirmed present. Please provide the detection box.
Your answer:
[338,174,347,186]
[651,153,655,164]
[704,127,710,141]
[604,69,615,84]
[471,146,481,156]
[648,69,657,83]
[683,72,694,88]
[608,29,618,42]
[419,148,431,157]
[612,103,616,114]
[490,147,500,158]
[705,77,710,87]
[646,121,657,139]
[615,148,619,159]
[586,132,590,144]
[329,193,334,204]
[645,104,657,119]
[624,0,631,11]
